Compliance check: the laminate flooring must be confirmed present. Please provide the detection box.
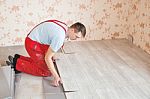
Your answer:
[55,39,150,99]
[0,39,150,99]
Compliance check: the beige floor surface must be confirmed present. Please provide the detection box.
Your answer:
[0,39,150,99]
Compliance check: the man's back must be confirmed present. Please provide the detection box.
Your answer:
[28,21,67,52]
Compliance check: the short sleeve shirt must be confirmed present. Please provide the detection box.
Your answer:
[28,21,67,52]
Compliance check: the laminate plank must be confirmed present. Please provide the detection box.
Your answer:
[103,40,150,83]
[63,40,110,53]
[55,53,79,91]
[43,77,63,93]
[96,85,150,99]
[129,46,150,64]
[101,50,146,83]
[65,89,100,99]
[45,93,66,99]
[15,73,43,99]
[30,95,44,99]
[112,48,150,82]
[102,39,133,49]
[66,84,150,99]
[104,39,150,64]
[0,66,11,98]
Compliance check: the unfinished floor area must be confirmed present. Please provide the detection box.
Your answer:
[0,39,150,99]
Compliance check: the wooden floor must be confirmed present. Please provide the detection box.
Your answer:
[0,45,66,99]
[0,39,150,99]
[56,39,150,99]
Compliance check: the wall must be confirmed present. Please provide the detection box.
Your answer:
[0,0,149,54]
[0,0,126,46]
[125,0,150,54]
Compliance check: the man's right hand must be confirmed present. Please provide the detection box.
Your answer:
[51,76,62,87]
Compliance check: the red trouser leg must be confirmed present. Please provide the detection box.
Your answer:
[16,37,51,76]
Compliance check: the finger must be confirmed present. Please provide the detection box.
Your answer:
[60,79,63,84]
[56,80,60,87]
[53,84,57,87]
[57,80,60,86]
[51,82,57,87]
[51,81,58,87]
[53,80,59,87]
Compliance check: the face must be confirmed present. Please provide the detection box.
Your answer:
[68,28,82,40]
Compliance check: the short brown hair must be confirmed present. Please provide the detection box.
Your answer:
[70,22,86,37]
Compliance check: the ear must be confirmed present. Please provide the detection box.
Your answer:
[71,28,74,32]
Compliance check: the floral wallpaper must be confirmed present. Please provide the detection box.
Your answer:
[124,0,150,54]
[0,0,149,54]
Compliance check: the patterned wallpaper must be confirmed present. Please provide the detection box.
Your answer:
[0,0,149,54]
[124,0,150,54]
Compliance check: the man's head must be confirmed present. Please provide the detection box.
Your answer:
[68,22,86,40]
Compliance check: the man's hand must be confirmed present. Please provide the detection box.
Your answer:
[52,76,62,87]
[45,47,62,87]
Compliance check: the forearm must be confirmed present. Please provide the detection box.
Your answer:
[45,58,59,78]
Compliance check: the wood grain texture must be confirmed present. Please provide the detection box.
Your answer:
[0,66,11,98]
[56,39,150,99]
[15,73,43,99]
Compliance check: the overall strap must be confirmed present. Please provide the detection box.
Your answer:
[46,20,67,33]
[27,20,67,36]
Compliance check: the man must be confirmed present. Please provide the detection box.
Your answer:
[6,20,86,87]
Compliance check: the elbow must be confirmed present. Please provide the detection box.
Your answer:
[45,55,52,62]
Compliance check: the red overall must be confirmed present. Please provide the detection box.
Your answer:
[16,20,66,76]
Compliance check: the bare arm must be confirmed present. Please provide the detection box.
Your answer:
[45,47,61,86]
